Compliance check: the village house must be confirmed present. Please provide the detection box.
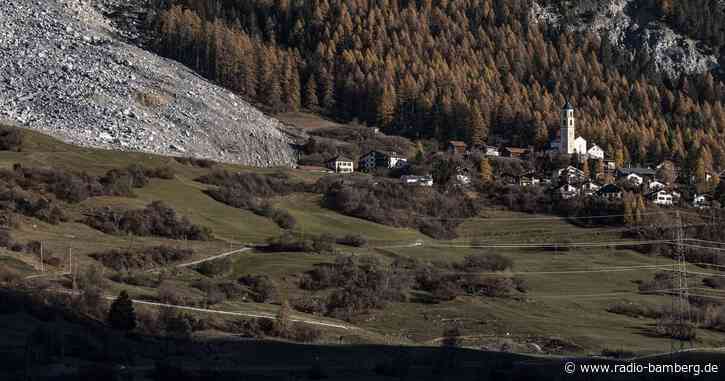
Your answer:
[447,141,468,155]
[646,189,680,206]
[501,147,530,159]
[554,165,587,185]
[557,184,579,199]
[646,180,666,192]
[484,145,500,157]
[693,193,712,209]
[401,174,434,187]
[587,144,605,160]
[596,183,623,200]
[581,181,601,196]
[358,150,407,171]
[616,167,656,186]
[325,155,354,174]
[501,171,538,187]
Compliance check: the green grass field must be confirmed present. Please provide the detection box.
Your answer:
[3,127,725,356]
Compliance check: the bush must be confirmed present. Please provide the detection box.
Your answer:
[84,201,212,240]
[195,257,232,277]
[459,253,513,272]
[0,128,23,151]
[461,275,514,297]
[703,277,725,289]
[336,234,367,247]
[238,275,277,302]
[606,301,662,319]
[90,246,193,271]
[251,203,297,229]
[174,156,216,168]
[145,166,175,179]
[321,179,479,239]
[111,272,162,288]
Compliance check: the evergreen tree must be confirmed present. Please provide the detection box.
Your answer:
[376,84,397,129]
[469,104,487,147]
[304,75,319,111]
[108,290,137,331]
[479,158,493,183]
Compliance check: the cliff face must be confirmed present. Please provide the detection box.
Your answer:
[0,0,297,167]
[531,0,720,81]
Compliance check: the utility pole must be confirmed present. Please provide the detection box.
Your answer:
[671,211,691,352]
[39,241,44,273]
[69,247,76,292]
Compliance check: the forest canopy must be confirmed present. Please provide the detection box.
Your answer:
[151,0,725,174]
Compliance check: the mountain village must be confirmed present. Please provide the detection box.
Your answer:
[313,101,723,210]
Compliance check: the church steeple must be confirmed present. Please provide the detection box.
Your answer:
[560,100,575,154]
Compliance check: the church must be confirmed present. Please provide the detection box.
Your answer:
[548,100,604,160]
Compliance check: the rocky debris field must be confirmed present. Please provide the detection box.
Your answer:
[0,0,297,167]
[531,0,719,80]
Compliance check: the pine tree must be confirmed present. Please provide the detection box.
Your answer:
[479,159,493,183]
[469,104,487,147]
[376,84,396,129]
[108,290,137,331]
[304,75,319,111]
[582,159,590,179]
[275,297,291,338]
[623,193,635,226]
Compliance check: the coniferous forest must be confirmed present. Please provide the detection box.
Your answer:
[151,0,725,175]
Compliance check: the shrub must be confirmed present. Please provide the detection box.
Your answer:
[174,156,216,168]
[195,257,232,277]
[84,201,212,240]
[145,166,175,180]
[461,275,514,297]
[0,128,23,151]
[238,275,277,302]
[90,246,193,271]
[606,301,662,319]
[459,253,513,272]
[110,272,162,288]
[336,234,367,247]
[320,179,479,239]
[703,277,725,289]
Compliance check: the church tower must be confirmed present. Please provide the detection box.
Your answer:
[560,100,575,154]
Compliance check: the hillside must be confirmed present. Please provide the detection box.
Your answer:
[147,0,725,175]
[0,127,724,363]
[0,0,296,167]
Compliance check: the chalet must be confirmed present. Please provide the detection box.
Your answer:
[401,175,434,187]
[646,180,666,192]
[448,141,468,155]
[502,171,538,187]
[484,146,500,157]
[603,159,617,172]
[646,189,681,206]
[616,167,656,184]
[455,174,472,185]
[325,155,354,174]
[501,147,530,159]
[587,145,605,160]
[554,166,587,185]
[520,173,540,187]
[581,181,601,196]
[557,184,579,200]
[596,184,623,200]
[693,193,712,209]
[358,150,407,171]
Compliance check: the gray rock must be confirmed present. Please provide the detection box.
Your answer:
[0,0,297,168]
[530,0,720,80]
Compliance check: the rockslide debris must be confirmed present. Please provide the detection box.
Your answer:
[0,0,297,167]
